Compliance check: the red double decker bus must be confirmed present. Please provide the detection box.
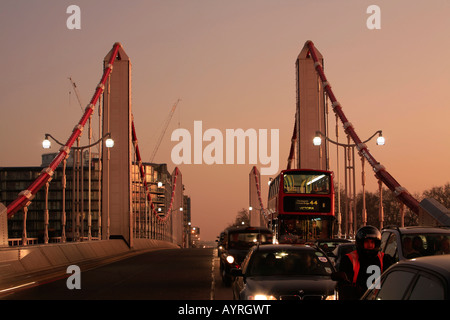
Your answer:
[267,169,335,244]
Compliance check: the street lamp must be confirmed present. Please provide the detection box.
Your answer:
[313,130,385,237]
[313,136,322,146]
[105,137,114,148]
[313,130,384,148]
[376,133,385,146]
[42,132,114,150]
[42,137,51,149]
[41,132,114,242]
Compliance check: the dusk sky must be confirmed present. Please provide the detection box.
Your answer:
[1,1,449,241]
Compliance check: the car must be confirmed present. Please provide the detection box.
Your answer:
[314,238,353,256]
[314,238,354,264]
[361,255,450,300]
[231,244,337,300]
[216,232,225,257]
[380,226,450,263]
[219,226,273,286]
[329,242,356,269]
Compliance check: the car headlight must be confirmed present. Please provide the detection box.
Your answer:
[226,255,235,264]
[325,293,337,300]
[249,294,277,300]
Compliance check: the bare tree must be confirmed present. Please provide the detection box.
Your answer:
[422,183,450,209]
[229,208,250,227]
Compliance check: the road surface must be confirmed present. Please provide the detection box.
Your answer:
[1,247,233,300]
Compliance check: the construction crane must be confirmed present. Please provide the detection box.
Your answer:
[68,77,84,112]
[68,76,100,152]
[149,99,181,163]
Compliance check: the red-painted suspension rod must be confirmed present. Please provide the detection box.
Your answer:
[286,120,297,170]
[306,40,420,214]
[7,43,122,218]
[251,166,269,222]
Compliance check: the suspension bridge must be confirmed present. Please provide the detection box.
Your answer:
[0,41,448,299]
[248,41,450,236]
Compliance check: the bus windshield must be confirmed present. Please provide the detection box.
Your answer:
[283,172,330,195]
[278,217,332,244]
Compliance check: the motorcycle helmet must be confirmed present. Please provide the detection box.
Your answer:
[355,225,381,257]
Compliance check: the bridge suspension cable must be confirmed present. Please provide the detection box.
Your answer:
[250,166,270,222]
[6,43,122,219]
[305,40,420,214]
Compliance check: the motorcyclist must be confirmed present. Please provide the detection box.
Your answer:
[335,225,393,300]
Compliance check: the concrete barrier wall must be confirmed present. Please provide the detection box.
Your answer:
[0,239,179,289]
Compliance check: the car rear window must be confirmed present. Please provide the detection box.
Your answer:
[228,232,273,249]
[248,249,333,277]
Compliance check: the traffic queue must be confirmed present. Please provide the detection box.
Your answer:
[217,224,450,300]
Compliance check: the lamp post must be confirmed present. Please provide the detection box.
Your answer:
[43,133,114,151]
[314,130,384,237]
[42,132,113,242]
